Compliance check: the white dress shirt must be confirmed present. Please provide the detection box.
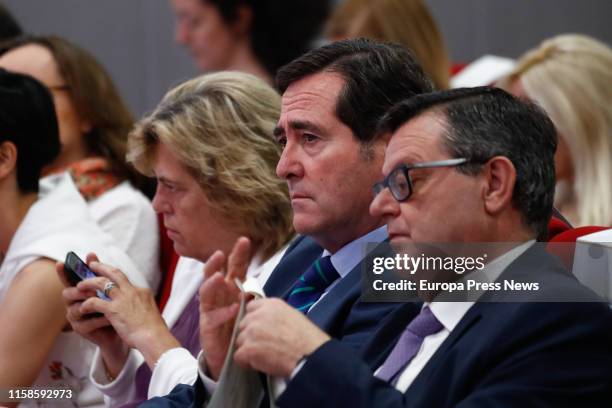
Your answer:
[389,240,535,392]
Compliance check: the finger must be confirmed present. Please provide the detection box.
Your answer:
[245,297,266,313]
[76,276,110,293]
[85,253,100,264]
[241,292,256,304]
[227,237,251,282]
[87,261,131,288]
[62,286,93,304]
[203,251,226,280]
[66,302,84,323]
[71,315,112,333]
[238,309,255,333]
[235,326,247,350]
[233,345,253,370]
[202,303,240,328]
[80,297,111,316]
[199,273,227,310]
[56,262,71,288]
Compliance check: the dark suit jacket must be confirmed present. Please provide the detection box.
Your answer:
[277,245,612,408]
[142,235,415,407]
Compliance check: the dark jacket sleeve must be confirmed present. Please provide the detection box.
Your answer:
[277,339,408,408]
[138,384,196,408]
[138,378,210,408]
[278,302,612,408]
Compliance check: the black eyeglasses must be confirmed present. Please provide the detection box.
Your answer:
[372,158,470,202]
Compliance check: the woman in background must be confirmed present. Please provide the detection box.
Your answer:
[0,69,149,408]
[500,34,612,227]
[326,0,450,90]
[0,35,159,288]
[61,71,294,406]
[171,0,330,84]
[0,3,22,41]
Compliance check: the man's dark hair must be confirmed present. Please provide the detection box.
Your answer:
[206,0,331,78]
[0,68,60,193]
[0,3,22,41]
[277,38,435,144]
[379,86,557,240]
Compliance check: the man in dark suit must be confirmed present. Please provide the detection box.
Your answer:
[142,38,434,406]
[230,87,612,407]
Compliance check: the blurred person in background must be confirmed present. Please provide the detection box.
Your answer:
[0,2,22,41]
[60,71,294,407]
[0,68,149,408]
[0,35,160,289]
[171,0,331,85]
[500,34,612,227]
[325,0,450,90]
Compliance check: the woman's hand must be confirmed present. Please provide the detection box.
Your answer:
[57,253,129,378]
[199,237,252,380]
[73,253,180,369]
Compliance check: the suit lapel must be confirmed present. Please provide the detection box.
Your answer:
[405,244,558,392]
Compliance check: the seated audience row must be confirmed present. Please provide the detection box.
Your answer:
[63,38,433,406]
[224,85,612,408]
[143,40,611,408]
[0,26,610,407]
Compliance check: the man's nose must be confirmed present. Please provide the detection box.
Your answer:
[276,144,304,180]
[370,187,400,220]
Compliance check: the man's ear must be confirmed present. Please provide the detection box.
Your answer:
[482,156,516,216]
[0,141,17,179]
[232,5,253,36]
[381,131,392,144]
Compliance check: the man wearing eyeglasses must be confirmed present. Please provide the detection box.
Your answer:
[224,86,612,407]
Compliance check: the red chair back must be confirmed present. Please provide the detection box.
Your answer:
[156,213,180,311]
[547,226,610,269]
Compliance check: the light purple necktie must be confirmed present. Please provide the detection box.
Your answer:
[376,306,444,385]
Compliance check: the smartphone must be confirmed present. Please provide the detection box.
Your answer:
[64,251,111,301]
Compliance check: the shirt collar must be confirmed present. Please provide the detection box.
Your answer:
[321,225,387,279]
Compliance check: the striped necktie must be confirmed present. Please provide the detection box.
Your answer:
[286,256,340,314]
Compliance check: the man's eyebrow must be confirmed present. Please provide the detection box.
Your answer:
[383,154,424,175]
[273,120,325,138]
[290,120,324,134]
